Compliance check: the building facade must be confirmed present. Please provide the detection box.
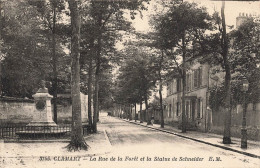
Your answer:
[165,60,210,131]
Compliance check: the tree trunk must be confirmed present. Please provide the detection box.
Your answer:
[0,0,3,96]
[93,71,99,133]
[135,103,137,122]
[93,41,101,133]
[159,78,164,128]
[140,101,143,123]
[159,50,164,128]
[181,33,187,133]
[221,0,232,144]
[52,2,58,124]
[130,104,132,120]
[145,94,151,124]
[93,13,102,133]
[67,0,88,151]
[87,54,93,128]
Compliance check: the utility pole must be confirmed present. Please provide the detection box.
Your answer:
[241,77,249,149]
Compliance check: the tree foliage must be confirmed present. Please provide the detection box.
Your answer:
[115,46,156,107]
[1,0,69,98]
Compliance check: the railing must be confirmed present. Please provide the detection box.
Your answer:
[0,124,90,139]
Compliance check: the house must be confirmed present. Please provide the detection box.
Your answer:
[165,60,210,131]
[165,58,260,140]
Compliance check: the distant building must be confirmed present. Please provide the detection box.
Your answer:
[236,12,260,28]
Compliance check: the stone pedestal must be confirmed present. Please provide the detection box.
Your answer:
[27,83,57,126]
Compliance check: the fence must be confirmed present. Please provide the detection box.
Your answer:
[0,124,90,140]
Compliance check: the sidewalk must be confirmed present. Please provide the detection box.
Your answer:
[123,119,260,159]
[0,128,112,168]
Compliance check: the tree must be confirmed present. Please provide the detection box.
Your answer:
[230,19,260,90]
[229,18,260,111]
[79,0,149,132]
[67,0,88,151]
[220,0,232,144]
[150,1,211,132]
[204,1,233,144]
[1,0,69,101]
[115,46,156,122]
[131,32,168,127]
[1,0,53,97]
[28,0,67,124]
[0,0,3,96]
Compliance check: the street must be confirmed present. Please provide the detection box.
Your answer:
[99,113,259,168]
[0,113,259,168]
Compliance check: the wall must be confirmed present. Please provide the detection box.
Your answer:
[210,103,260,140]
[0,93,89,125]
[52,93,89,124]
[0,97,34,124]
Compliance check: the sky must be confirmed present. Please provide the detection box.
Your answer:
[132,0,260,32]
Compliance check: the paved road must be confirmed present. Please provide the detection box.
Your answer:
[99,114,259,168]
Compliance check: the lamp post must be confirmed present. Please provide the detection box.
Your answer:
[241,76,249,149]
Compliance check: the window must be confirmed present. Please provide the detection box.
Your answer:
[163,105,167,111]
[194,67,203,89]
[186,73,192,91]
[194,69,198,88]
[176,102,180,116]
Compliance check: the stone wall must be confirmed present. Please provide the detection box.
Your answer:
[0,93,90,125]
[56,93,89,124]
[210,103,260,141]
[0,97,34,124]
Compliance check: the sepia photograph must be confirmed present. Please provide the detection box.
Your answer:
[0,0,259,168]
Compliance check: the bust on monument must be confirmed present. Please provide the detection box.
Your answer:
[37,80,48,93]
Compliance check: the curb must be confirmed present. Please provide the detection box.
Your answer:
[104,129,112,147]
[122,118,260,159]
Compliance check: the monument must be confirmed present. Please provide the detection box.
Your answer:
[27,80,57,126]
[16,81,67,138]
